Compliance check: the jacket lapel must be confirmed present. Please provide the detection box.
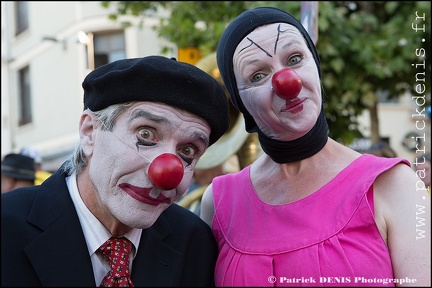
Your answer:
[131,212,181,286]
[24,170,96,286]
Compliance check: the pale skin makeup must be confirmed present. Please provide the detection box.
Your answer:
[78,102,211,236]
[201,22,431,286]
[233,23,321,141]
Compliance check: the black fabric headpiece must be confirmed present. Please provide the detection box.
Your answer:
[217,7,328,163]
[82,56,230,145]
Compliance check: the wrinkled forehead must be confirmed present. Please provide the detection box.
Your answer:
[234,22,306,56]
[122,101,210,125]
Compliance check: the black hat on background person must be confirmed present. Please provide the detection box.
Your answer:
[1,153,36,181]
[1,153,36,193]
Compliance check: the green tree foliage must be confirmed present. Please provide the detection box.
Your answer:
[101,1,430,144]
[317,1,430,143]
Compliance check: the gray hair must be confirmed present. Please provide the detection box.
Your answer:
[61,102,134,176]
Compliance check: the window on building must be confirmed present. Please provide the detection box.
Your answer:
[15,1,29,36]
[18,66,33,126]
[93,31,126,69]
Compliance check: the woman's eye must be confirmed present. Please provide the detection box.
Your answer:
[251,73,265,83]
[288,54,302,66]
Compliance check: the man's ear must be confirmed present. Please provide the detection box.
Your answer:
[79,111,97,157]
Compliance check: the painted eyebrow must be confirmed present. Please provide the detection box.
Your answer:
[239,37,272,57]
[238,25,303,60]
[128,109,169,125]
[191,131,209,148]
[239,40,301,68]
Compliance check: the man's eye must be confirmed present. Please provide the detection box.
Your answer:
[138,128,156,141]
[179,146,195,157]
[136,128,158,147]
[177,146,199,166]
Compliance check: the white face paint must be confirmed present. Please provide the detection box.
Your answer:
[233,23,322,141]
[83,102,211,229]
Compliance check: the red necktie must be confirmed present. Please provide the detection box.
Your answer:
[99,237,134,287]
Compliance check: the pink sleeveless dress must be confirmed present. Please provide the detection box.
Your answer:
[211,154,410,287]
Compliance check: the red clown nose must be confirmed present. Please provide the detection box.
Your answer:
[271,68,303,99]
[148,153,184,190]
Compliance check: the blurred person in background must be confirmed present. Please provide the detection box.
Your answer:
[1,153,36,193]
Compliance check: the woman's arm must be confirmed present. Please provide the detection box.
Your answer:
[200,183,215,227]
[374,163,431,287]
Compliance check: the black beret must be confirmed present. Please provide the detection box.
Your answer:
[1,153,35,181]
[82,56,230,145]
[217,7,321,133]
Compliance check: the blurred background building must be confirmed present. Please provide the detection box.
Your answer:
[1,2,175,171]
[1,1,430,172]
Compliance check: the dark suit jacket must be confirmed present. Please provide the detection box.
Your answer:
[1,166,218,287]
